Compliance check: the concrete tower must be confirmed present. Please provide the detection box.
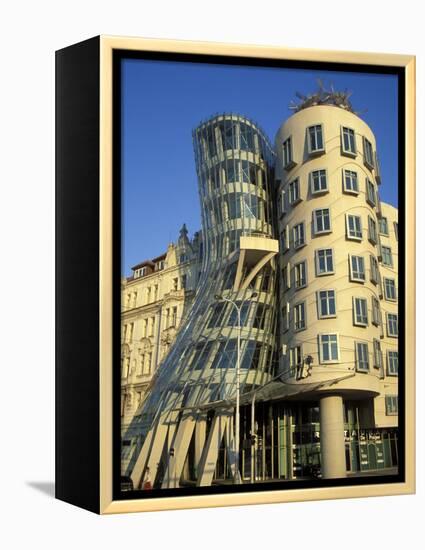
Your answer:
[275,102,398,478]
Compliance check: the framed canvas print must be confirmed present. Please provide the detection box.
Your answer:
[55,36,415,514]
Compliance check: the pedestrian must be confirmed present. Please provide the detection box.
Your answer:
[142,467,152,490]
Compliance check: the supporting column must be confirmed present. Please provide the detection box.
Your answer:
[194,415,207,477]
[319,395,347,479]
[161,414,196,489]
[196,412,230,487]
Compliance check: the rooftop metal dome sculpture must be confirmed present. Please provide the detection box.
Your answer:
[289,80,360,114]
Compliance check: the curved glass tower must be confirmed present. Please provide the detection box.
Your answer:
[124,114,279,489]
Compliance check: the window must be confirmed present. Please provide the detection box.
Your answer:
[343,169,359,194]
[341,126,357,156]
[122,357,130,379]
[253,303,267,330]
[316,248,334,275]
[355,342,369,372]
[384,278,397,301]
[349,255,366,282]
[313,208,331,234]
[368,216,378,244]
[288,178,301,205]
[226,193,241,220]
[370,255,380,285]
[149,316,156,336]
[308,124,325,154]
[372,297,381,327]
[228,301,250,326]
[289,345,303,377]
[379,217,389,236]
[310,169,328,194]
[293,222,306,249]
[282,303,290,332]
[141,318,148,337]
[318,334,339,363]
[171,307,177,327]
[381,246,393,267]
[181,274,187,290]
[394,222,399,241]
[135,266,147,278]
[125,323,134,343]
[387,351,399,376]
[294,302,306,331]
[172,277,178,291]
[317,289,336,318]
[208,302,226,328]
[239,123,255,152]
[282,264,290,292]
[363,137,374,169]
[366,179,376,206]
[145,352,152,374]
[279,189,286,216]
[346,214,362,240]
[385,395,398,415]
[240,160,251,183]
[387,313,398,337]
[353,297,368,326]
[373,339,383,371]
[283,136,294,169]
[294,261,307,289]
[280,226,289,252]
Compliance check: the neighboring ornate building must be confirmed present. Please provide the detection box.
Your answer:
[121,224,202,431]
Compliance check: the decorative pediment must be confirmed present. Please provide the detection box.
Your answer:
[138,337,153,352]
[161,327,176,345]
[121,343,131,356]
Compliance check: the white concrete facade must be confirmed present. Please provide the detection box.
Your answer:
[274,105,398,476]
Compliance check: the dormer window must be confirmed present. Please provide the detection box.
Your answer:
[134,266,147,278]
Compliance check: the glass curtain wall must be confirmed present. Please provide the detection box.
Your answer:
[123,115,278,483]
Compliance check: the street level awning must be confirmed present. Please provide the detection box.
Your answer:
[171,373,355,413]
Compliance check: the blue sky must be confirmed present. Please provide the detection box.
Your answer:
[121,58,398,276]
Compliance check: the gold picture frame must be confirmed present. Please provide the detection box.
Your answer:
[56,35,415,514]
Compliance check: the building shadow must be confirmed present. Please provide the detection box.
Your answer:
[26,481,55,498]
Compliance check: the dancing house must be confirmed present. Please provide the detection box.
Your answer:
[121,91,399,488]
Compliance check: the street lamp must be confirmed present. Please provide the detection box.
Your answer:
[214,291,258,484]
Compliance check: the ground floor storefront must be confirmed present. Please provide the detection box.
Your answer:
[210,400,399,483]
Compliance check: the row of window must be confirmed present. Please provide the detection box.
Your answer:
[133,259,165,279]
[124,276,188,311]
[282,125,376,170]
[198,120,270,161]
[281,248,393,285]
[208,301,271,331]
[121,353,153,379]
[201,159,268,192]
[288,336,398,374]
[282,294,398,336]
[187,338,271,373]
[223,192,270,223]
[122,307,179,344]
[279,170,380,215]
[283,256,397,301]
[280,210,395,258]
